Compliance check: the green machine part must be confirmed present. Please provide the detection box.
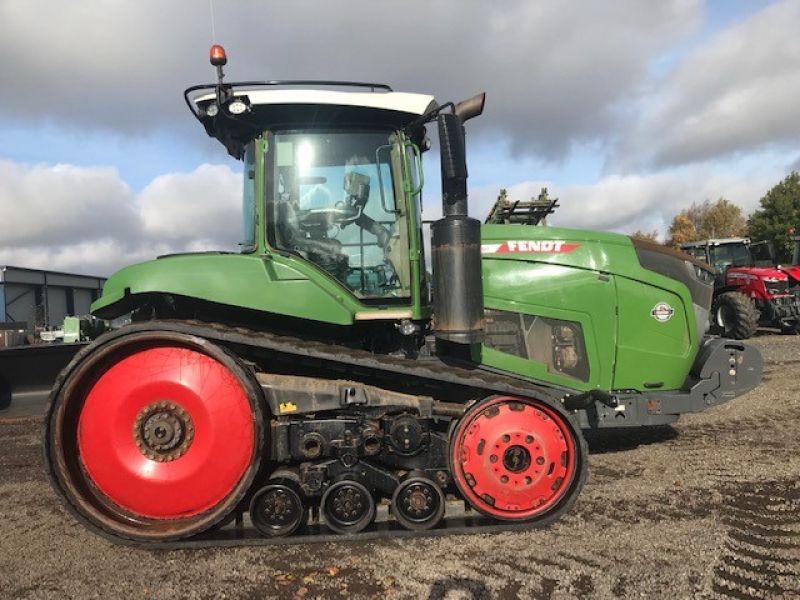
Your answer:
[479,224,700,393]
[62,316,82,344]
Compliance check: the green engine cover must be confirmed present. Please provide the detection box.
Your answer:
[480,225,699,392]
[91,252,396,325]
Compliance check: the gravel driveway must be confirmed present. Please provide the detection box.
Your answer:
[1,334,798,599]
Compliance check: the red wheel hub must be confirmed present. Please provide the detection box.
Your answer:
[451,396,577,519]
[77,346,256,519]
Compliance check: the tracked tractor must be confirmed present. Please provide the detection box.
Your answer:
[40,46,763,546]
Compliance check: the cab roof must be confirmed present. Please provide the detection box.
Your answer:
[185,81,437,159]
[193,88,436,116]
[681,238,750,248]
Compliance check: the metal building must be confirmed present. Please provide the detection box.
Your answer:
[0,266,105,329]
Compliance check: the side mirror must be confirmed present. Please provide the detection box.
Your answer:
[454,92,486,122]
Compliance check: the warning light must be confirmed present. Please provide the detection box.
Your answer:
[210,44,227,67]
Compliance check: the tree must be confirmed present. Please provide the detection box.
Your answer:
[667,213,698,247]
[697,198,746,239]
[747,171,800,263]
[666,197,746,247]
[630,230,660,243]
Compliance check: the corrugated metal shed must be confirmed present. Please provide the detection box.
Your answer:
[0,266,105,328]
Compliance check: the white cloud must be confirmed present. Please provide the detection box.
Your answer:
[0,161,138,246]
[0,0,700,159]
[139,164,241,245]
[0,160,240,275]
[616,0,800,169]
[470,165,780,239]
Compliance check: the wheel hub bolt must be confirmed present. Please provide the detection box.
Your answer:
[133,401,194,462]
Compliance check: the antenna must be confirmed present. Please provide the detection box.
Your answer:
[209,0,217,43]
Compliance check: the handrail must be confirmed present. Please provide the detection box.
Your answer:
[184,80,393,120]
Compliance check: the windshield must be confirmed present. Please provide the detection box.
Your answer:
[709,243,753,270]
[268,130,411,300]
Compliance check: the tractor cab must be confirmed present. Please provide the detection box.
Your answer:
[172,45,487,347]
[186,83,435,305]
[681,238,752,277]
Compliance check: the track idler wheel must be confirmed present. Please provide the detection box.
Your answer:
[249,479,307,537]
[451,395,585,524]
[391,474,445,530]
[45,330,265,543]
[321,480,375,534]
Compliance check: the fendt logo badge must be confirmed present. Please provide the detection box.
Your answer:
[651,303,675,322]
[481,241,580,254]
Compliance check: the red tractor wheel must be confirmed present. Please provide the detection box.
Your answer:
[45,330,264,542]
[451,395,585,523]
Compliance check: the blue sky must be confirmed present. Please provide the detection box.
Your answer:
[0,0,798,275]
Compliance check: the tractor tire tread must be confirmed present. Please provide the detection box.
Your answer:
[712,291,759,340]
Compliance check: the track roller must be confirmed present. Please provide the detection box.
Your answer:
[249,479,307,537]
[390,474,445,530]
[450,395,585,524]
[321,480,376,534]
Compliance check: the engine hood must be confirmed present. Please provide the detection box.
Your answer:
[481,225,633,275]
[728,266,788,280]
[778,265,800,282]
[481,225,713,343]
[481,225,710,289]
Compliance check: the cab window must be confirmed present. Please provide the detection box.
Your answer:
[268,130,411,300]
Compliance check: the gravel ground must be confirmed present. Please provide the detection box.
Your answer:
[0,334,798,599]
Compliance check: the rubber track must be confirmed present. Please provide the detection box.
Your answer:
[109,319,568,405]
[109,503,579,550]
[49,319,588,548]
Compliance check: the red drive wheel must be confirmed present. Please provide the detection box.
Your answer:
[45,330,264,542]
[451,395,584,522]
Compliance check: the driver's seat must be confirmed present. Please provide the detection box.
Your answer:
[276,199,349,281]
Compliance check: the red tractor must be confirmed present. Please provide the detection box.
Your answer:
[682,238,800,339]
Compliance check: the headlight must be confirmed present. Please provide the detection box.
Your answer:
[228,99,249,115]
[225,95,251,116]
[761,277,782,283]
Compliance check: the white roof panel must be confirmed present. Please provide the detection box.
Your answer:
[194,89,436,116]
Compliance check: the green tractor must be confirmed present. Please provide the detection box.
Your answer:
[41,46,762,545]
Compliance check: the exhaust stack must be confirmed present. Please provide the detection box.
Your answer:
[432,107,484,345]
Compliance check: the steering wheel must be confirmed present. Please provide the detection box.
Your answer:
[298,206,360,232]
